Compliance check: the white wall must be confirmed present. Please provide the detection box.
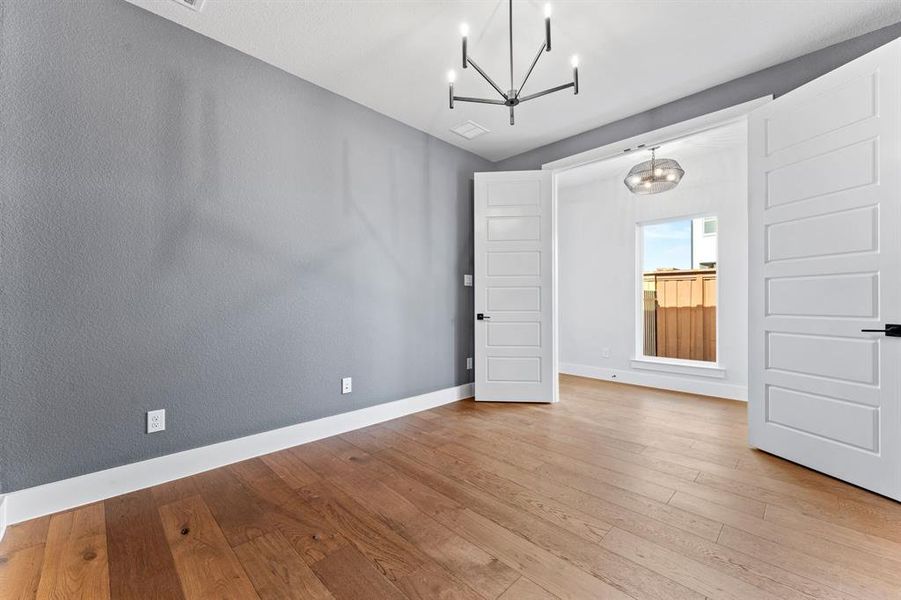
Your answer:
[557,121,748,400]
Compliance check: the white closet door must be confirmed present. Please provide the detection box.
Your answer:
[474,171,557,403]
[748,38,901,499]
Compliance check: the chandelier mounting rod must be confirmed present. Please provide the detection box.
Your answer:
[448,0,579,126]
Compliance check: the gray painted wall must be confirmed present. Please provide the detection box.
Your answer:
[496,20,901,170]
[0,0,489,492]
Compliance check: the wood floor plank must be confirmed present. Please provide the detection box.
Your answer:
[0,517,51,558]
[232,531,333,600]
[600,527,783,600]
[393,564,486,600]
[497,577,560,600]
[310,545,407,600]
[297,478,427,583]
[298,440,521,600]
[426,420,765,519]
[717,525,897,600]
[191,467,274,547]
[411,411,700,481]
[158,495,259,600]
[670,492,901,593]
[438,506,636,600]
[104,489,185,600]
[376,423,722,543]
[763,503,901,562]
[736,450,901,511]
[35,503,110,600]
[374,447,703,600]
[696,470,901,543]
[260,448,322,490]
[0,544,45,600]
[226,458,348,565]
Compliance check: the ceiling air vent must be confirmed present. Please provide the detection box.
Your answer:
[171,0,205,11]
[450,120,490,140]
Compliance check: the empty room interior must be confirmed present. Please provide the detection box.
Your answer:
[4,1,901,598]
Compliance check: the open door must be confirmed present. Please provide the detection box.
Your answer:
[749,39,901,499]
[474,171,557,403]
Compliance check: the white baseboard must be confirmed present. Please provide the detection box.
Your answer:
[560,362,747,401]
[1,383,473,534]
[0,495,7,543]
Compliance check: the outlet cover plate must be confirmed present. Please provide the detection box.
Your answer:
[147,409,166,434]
[341,377,353,394]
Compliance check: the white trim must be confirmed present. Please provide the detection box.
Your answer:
[0,383,473,533]
[630,357,726,378]
[0,496,7,543]
[560,362,747,401]
[541,96,771,173]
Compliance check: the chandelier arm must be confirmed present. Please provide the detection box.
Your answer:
[517,81,575,103]
[516,41,548,97]
[508,0,514,90]
[466,56,509,100]
[452,96,508,106]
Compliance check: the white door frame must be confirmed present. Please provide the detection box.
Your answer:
[537,96,772,392]
[541,97,772,174]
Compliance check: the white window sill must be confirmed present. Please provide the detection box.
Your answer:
[630,357,726,379]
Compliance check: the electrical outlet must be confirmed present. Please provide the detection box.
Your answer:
[341,377,353,394]
[463,274,473,287]
[466,357,473,370]
[602,347,610,358]
[146,409,166,434]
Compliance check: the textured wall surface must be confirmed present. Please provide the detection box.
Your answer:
[496,20,901,170]
[0,0,489,492]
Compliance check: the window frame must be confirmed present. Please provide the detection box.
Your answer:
[635,214,721,369]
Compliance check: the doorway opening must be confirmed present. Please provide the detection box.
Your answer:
[552,117,748,399]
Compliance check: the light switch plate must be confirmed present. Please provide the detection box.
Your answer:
[463,274,473,287]
[466,357,473,370]
[341,377,353,394]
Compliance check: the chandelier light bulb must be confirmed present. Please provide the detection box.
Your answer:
[570,55,579,68]
[544,4,552,18]
[448,70,456,83]
[460,23,469,38]
[666,173,676,181]
[654,168,662,176]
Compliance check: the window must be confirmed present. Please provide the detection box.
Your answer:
[640,217,717,363]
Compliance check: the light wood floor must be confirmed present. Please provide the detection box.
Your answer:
[3,375,901,599]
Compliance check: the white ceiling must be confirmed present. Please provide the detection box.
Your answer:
[125,0,901,162]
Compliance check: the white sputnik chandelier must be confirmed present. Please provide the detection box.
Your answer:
[448,0,579,125]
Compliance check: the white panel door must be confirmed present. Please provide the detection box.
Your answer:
[474,171,557,403]
[749,38,901,499]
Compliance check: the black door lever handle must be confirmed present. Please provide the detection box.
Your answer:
[861,323,901,337]
[477,313,490,320]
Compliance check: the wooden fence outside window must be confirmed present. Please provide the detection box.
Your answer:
[643,268,717,362]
